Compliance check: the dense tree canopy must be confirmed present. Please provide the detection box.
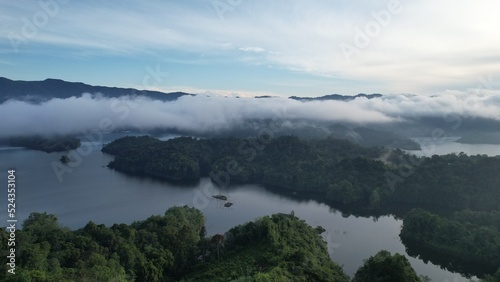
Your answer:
[1,207,205,281]
[390,152,500,210]
[1,207,354,281]
[101,135,500,279]
[480,268,500,282]
[400,208,500,274]
[3,135,81,153]
[184,213,349,282]
[103,136,500,211]
[352,250,422,282]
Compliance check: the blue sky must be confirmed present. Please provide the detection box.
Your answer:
[1,0,499,97]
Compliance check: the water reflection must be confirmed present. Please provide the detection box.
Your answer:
[402,238,491,279]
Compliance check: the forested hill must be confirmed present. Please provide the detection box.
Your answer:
[401,209,500,275]
[5,206,471,282]
[0,77,190,103]
[289,93,382,101]
[4,207,498,281]
[102,136,500,211]
[0,135,80,153]
[0,207,348,281]
[100,135,500,278]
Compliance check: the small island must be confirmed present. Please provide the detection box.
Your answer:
[59,155,70,164]
[2,135,81,153]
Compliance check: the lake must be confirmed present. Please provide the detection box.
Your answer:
[2,137,499,281]
[409,137,500,157]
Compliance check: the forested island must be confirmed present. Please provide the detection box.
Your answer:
[1,135,80,153]
[102,135,500,278]
[0,207,448,281]
[103,135,500,211]
[401,209,500,275]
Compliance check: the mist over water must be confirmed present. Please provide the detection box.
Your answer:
[409,137,500,157]
[2,90,500,138]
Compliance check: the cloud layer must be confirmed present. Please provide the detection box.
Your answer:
[2,90,500,138]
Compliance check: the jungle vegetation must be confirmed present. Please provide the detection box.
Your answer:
[4,207,496,281]
[101,135,500,279]
[2,135,81,153]
[103,136,500,211]
[0,207,351,281]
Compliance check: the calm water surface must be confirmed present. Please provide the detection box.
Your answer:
[409,137,500,156]
[2,138,499,281]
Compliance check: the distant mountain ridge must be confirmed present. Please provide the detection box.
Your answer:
[289,93,383,101]
[0,77,383,103]
[0,77,191,103]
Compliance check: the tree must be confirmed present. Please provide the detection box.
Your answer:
[353,250,421,282]
[327,180,362,204]
[480,268,500,282]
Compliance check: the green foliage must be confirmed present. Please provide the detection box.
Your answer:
[1,208,352,282]
[480,268,500,282]
[184,213,349,282]
[5,135,80,152]
[1,206,207,281]
[352,250,421,282]
[100,136,500,279]
[390,152,500,210]
[452,209,500,231]
[401,209,500,271]
[102,136,388,202]
[327,180,362,204]
[103,136,500,212]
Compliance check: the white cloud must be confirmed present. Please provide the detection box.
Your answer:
[2,89,500,138]
[239,47,265,53]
